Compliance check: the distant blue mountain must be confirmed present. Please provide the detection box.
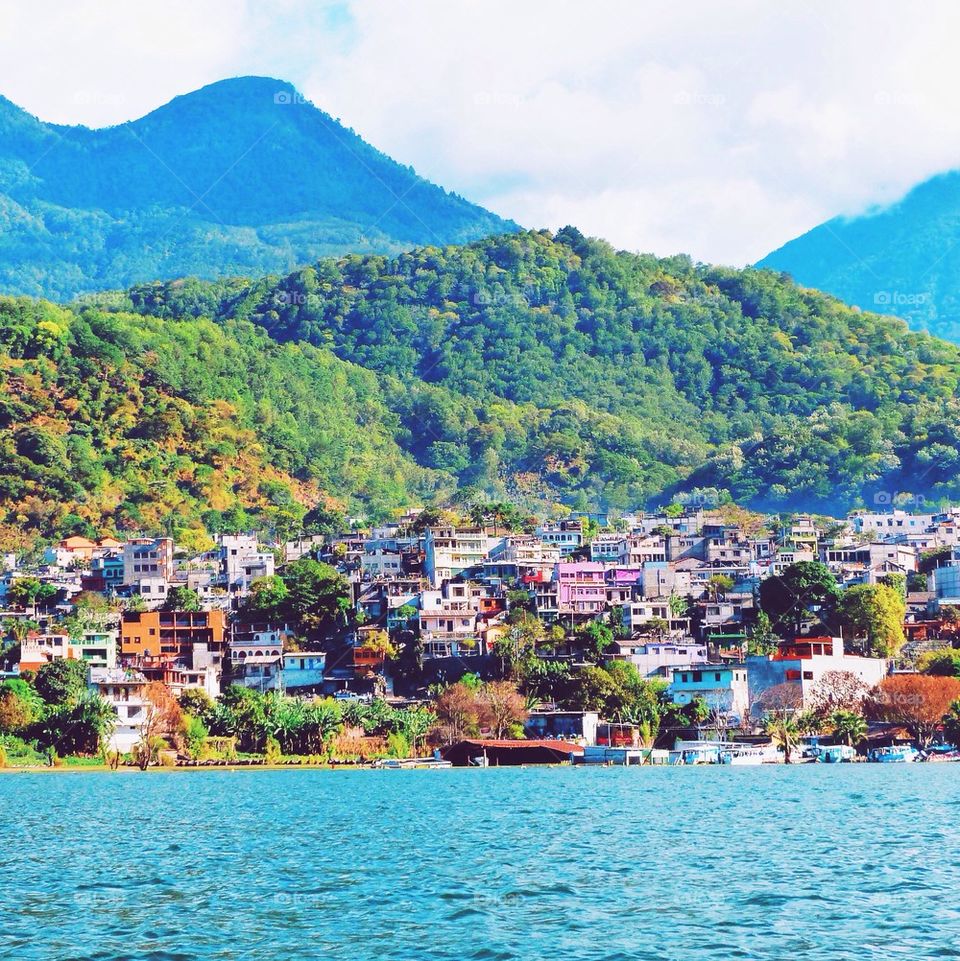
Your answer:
[758,171,960,342]
[0,76,519,299]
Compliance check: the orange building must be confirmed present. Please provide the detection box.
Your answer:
[120,610,227,666]
[56,535,126,560]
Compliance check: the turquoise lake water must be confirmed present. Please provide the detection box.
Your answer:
[2,766,959,960]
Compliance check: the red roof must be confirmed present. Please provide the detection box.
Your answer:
[455,738,584,754]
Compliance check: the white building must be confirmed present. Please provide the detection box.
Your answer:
[89,667,150,753]
[219,534,275,594]
[361,549,404,579]
[424,527,505,587]
[282,652,326,690]
[746,638,889,713]
[610,640,708,677]
[122,537,174,586]
[668,664,750,720]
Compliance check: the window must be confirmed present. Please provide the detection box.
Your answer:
[715,673,721,681]
[803,670,814,680]
[692,671,702,682]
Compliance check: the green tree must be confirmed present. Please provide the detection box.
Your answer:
[558,665,619,712]
[943,699,960,748]
[181,714,209,759]
[829,709,867,747]
[0,678,43,732]
[162,586,202,612]
[669,594,691,618]
[34,658,89,707]
[246,575,290,618]
[8,577,41,614]
[748,611,779,656]
[125,593,147,613]
[763,713,800,763]
[706,574,735,600]
[178,688,216,726]
[916,647,960,677]
[839,583,906,657]
[760,562,841,636]
[579,622,614,663]
[280,559,351,634]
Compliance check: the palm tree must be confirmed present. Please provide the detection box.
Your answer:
[266,696,307,754]
[795,710,823,736]
[394,706,434,755]
[763,713,800,763]
[829,709,867,747]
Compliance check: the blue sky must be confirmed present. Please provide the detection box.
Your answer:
[1,0,959,265]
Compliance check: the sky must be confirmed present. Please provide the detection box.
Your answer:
[1,0,958,265]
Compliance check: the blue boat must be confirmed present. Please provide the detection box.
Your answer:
[867,745,919,763]
[812,744,856,763]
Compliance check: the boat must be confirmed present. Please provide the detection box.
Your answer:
[867,745,919,763]
[718,746,765,765]
[811,744,856,763]
[377,757,453,769]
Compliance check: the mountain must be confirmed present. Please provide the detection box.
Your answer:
[758,171,960,342]
[0,77,518,300]
[38,228,952,539]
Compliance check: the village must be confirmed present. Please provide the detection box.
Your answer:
[3,500,960,769]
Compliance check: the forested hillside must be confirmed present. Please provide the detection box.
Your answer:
[7,228,960,549]
[121,228,960,517]
[0,298,442,551]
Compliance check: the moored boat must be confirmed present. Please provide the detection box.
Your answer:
[867,745,918,763]
[718,746,765,765]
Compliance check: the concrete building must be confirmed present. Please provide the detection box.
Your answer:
[120,609,227,668]
[218,534,274,594]
[623,600,690,634]
[424,527,504,587]
[610,639,708,677]
[534,521,584,556]
[89,667,150,753]
[525,710,599,745]
[851,509,940,536]
[122,537,174,586]
[19,633,74,673]
[282,652,326,690]
[361,549,404,580]
[556,562,608,619]
[746,637,889,713]
[668,664,750,720]
[72,630,118,669]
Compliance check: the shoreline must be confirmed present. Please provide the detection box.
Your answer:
[3,759,956,773]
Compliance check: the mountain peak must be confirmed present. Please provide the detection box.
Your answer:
[0,79,519,300]
[758,167,960,341]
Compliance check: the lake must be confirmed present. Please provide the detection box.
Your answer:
[2,765,959,960]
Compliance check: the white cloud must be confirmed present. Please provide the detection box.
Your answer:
[2,0,960,264]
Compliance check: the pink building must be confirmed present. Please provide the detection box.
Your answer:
[556,562,608,617]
